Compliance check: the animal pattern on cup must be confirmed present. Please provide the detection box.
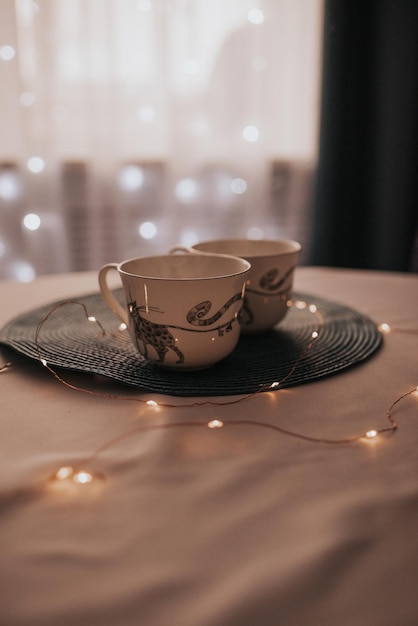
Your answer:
[247,264,296,296]
[186,292,243,327]
[127,291,243,365]
[239,264,296,326]
[128,301,185,364]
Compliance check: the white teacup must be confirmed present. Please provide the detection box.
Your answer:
[171,239,301,333]
[98,254,251,369]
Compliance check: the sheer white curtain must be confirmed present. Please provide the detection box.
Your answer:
[0,0,323,280]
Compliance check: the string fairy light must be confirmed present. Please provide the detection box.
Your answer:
[378,322,418,336]
[33,380,418,494]
[24,299,418,428]
[52,465,103,485]
[0,298,417,496]
[30,298,325,408]
[208,419,224,429]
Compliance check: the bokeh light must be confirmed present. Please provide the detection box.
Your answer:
[118,165,144,191]
[0,171,21,200]
[0,45,16,61]
[27,157,45,173]
[180,229,199,247]
[11,261,36,282]
[139,221,157,239]
[248,8,264,24]
[231,178,247,195]
[175,178,199,202]
[242,125,259,142]
[22,213,41,231]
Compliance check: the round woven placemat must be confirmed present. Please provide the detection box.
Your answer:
[0,290,382,397]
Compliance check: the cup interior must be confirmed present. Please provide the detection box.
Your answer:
[193,238,301,258]
[119,254,250,279]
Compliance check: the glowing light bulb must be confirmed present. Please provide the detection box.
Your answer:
[0,45,15,61]
[73,471,93,484]
[27,157,45,173]
[22,213,41,231]
[88,316,97,322]
[295,300,307,309]
[231,178,247,195]
[270,382,280,389]
[0,171,21,200]
[175,178,199,202]
[311,331,319,339]
[248,8,264,24]
[118,165,144,191]
[242,125,259,142]
[139,221,157,239]
[309,304,318,313]
[11,261,35,282]
[146,400,158,407]
[55,466,74,480]
[118,323,127,331]
[208,419,224,429]
[180,229,199,247]
[378,323,391,333]
[366,430,378,439]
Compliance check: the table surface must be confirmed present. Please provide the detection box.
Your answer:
[0,266,417,626]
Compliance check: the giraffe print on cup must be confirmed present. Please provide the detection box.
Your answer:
[127,291,243,365]
[128,302,185,364]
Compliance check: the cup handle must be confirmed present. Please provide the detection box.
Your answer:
[169,245,198,254]
[98,263,129,326]
[170,245,218,257]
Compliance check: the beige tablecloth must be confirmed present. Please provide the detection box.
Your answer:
[0,267,417,626]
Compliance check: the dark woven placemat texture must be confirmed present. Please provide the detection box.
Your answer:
[0,290,382,397]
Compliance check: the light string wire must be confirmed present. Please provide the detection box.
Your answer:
[27,298,418,445]
[32,299,324,408]
[0,297,417,495]
[378,322,418,336]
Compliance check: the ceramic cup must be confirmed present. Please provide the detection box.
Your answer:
[98,254,251,369]
[170,239,301,333]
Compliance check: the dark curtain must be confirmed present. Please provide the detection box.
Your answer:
[309,0,418,272]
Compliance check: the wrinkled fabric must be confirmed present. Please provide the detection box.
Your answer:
[0,267,417,626]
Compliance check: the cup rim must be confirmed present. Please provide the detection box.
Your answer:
[117,253,251,281]
[192,238,302,258]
